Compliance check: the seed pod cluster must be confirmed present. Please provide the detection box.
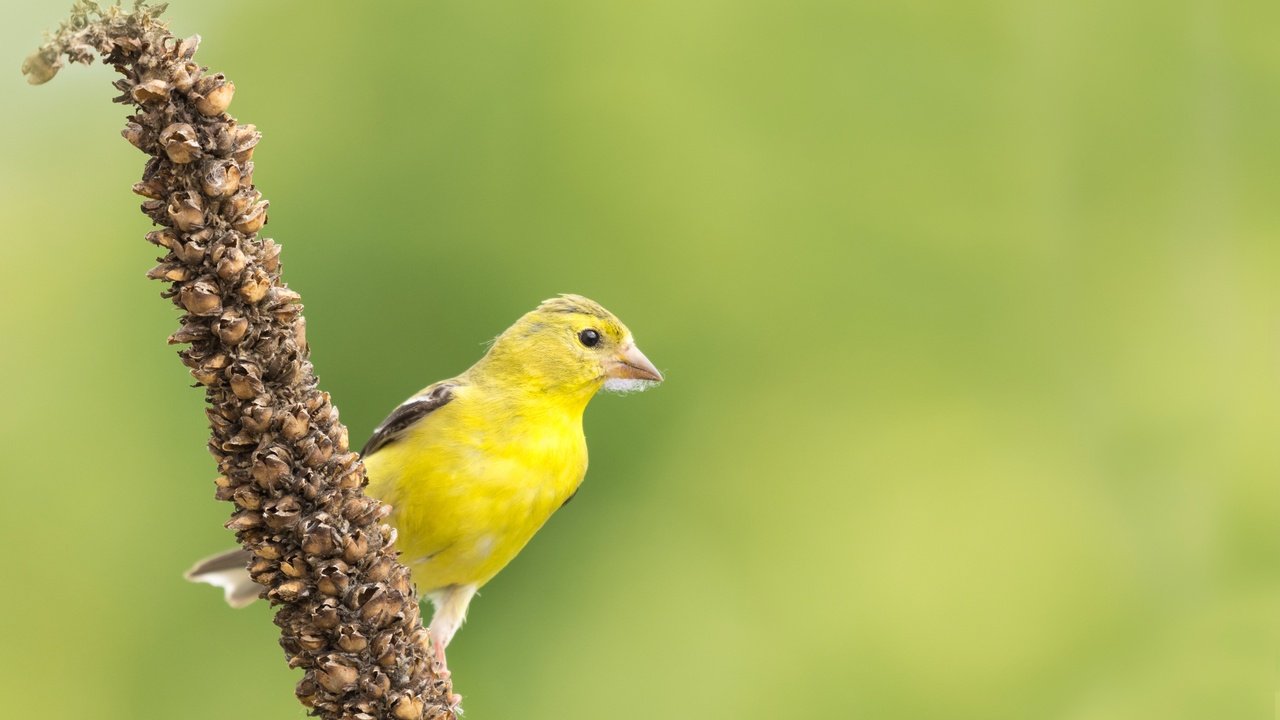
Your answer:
[27,3,457,718]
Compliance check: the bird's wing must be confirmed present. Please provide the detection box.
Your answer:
[361,381,457,457]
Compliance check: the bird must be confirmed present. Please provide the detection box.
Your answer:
[186,294,662,668]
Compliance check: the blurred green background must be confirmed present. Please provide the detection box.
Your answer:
[2,1,1278,718]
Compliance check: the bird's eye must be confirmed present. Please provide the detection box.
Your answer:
[578,328,601,347]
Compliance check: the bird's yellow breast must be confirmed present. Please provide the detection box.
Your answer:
[363,384,588,593]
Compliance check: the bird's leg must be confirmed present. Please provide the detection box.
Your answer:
[426,583,478,704]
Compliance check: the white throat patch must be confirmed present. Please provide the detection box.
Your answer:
[604,377,659,394]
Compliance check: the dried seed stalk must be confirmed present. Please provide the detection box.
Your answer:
[27,3,459,718]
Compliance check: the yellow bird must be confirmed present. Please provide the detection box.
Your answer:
[187,294,662,664]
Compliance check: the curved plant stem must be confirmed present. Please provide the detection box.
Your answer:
[26,3,460,718]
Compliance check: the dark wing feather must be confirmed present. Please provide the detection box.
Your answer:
[361,382,457,456]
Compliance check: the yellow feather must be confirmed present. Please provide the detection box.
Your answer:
[364,381,590,590]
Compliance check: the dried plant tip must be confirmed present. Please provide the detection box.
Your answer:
[132,78,171,104]
[167,191,205,231]
[160,122,201,164]
[24,4,460,712]
[194,80,235,116]
[21,52,60,85]
[180,281,223,316]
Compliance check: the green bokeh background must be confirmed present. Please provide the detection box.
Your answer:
[2,1,1277,718]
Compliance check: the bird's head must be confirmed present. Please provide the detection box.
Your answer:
[477,294,663,400]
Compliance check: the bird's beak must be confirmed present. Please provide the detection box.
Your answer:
[607,343,663,383]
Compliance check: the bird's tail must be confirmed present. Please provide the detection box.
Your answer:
[184,548,260,608]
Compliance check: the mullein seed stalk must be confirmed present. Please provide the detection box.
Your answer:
[26,3,458,718]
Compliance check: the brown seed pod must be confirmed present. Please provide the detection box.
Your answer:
[200,159,241,197]
[226,510,263,531]
[131,78,170,104]
[343,531,371,564]
[194,80,235,116]
[316,561,351,597]
[145,228,178,249]
[301,519,337,557]
[392,695,426,720]
[313,598,342,630]
[146,262,188,282]
[250,450,291,487]
[121,122,148,150]
[315,660,359,694]
[231,484,262,510]
[241,403,275,434]
[215,245,248,279]
[239,268,271,304]
[270,579,308,603]
[231,123,261,161]
[171,60,201,92]
[159,122,201,163]
[168,321,207,344]
[166,191,205,231]
[225,187,261,218]
[176,34,202,61]
[179,281,222,316]
[263,495,302,530]
[233,201,269,234]
[132,179,166,199]
[281,408,310,440]
[214,311,249,345]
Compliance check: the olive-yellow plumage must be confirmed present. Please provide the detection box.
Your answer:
[186,294,662,665]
